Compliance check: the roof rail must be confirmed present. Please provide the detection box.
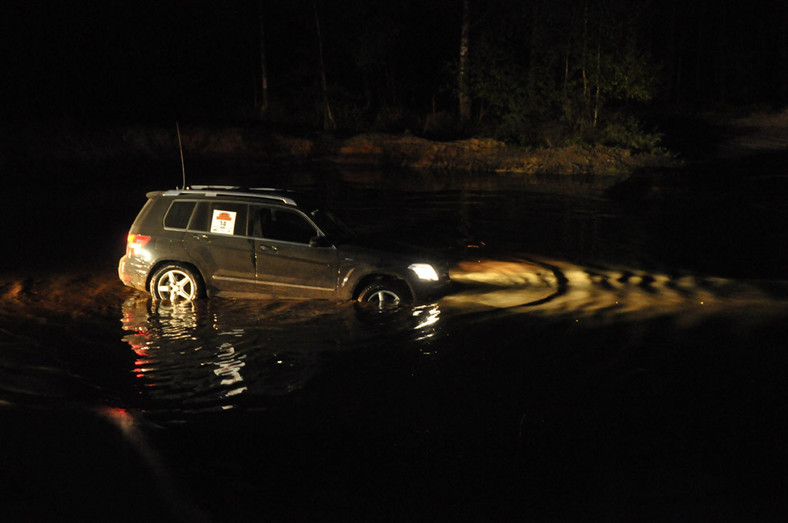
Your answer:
[161,187,298,206]
[188,185,239,190]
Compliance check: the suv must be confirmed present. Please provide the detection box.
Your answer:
[118,186,451,307]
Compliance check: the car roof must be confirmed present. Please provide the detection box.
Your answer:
[151,186,299,206]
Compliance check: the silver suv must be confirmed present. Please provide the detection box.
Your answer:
[118,186,451,307]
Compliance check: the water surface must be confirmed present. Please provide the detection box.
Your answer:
[2,160,788,521]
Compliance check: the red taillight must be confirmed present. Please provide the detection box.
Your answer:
[126,234,151,256]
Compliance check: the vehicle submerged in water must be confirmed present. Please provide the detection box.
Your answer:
[119,186,451,308]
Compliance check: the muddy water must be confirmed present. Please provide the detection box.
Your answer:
[2,162,788,521]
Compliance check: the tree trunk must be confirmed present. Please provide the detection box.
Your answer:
[581,0,590,115]
[528,0,539,100]
[563,40,570,102]
[258,0,269,118]
[663,0,679,103]
[314,2,335,130]
[593,44,600,128]
[458,0,471,122]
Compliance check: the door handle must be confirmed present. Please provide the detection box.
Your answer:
[259,244,278,253]
[192,234,210,242]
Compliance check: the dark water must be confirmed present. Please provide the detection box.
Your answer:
[2,158,788,521]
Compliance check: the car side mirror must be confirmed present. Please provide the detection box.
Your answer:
[309,236,332,248]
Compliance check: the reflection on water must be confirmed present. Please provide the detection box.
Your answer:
[122,296,313,413]
[119,294,449,414]
[446,255,788,326]
[412,304,441,341]
[213,342,247,398]
[119,250,788,417]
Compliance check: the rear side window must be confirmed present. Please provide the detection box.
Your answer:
[189,201,249,236]
[163,201,196,229]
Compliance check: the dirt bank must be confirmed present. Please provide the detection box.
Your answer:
[331,133,676,174]
[117,127,680,175]
[7,109,786,176]
[0,271,133,324]
[4,122,677,176]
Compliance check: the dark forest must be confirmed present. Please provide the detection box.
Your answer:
[3,0,786,148]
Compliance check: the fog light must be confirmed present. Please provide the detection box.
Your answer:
[409,263,439,281]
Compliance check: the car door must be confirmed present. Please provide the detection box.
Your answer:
[251,205,339,298]
[183,201,260,296]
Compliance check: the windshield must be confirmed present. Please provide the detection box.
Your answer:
[309,208,358,243]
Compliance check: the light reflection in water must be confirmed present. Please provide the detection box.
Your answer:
[213,342,247,398]
[411,304,441,347]
[445,255,788,326]
[119,294,449,413]
[118,253,787,416]
[121,296,255,412]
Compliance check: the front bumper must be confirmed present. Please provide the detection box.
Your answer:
[408,274,452,303]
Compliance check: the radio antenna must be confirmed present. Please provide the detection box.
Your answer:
[176,121,186,189]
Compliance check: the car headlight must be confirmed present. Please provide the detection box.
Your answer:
[409,263,440,281]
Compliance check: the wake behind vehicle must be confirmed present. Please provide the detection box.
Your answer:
[118,186,451,308]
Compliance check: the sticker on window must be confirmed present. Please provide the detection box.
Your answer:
[210,210,237,235]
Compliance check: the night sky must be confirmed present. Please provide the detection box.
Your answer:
[2,0,786,124]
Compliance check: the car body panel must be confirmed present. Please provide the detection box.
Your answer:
[255,238,339,298]
[183,232,257,295]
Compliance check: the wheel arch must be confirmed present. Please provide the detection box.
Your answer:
[146,260,207,297]
[352,273,414,302]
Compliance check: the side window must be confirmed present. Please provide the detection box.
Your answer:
[188,202,248,236]
[250,206,271,238]
[163,201,196,229]
[253,206,317,244]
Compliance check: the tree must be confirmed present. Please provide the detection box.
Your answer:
[258,0,269,118]
[458,0,658,145]
[314,1,335,130]
[458,0,471,122]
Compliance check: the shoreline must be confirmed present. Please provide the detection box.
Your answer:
[4,122,678,176]
[4,108,786,178]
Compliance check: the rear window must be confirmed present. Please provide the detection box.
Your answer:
[163,200,196,229]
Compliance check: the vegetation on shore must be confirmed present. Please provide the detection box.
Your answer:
[5,121,678,176]
[7,106,788,176]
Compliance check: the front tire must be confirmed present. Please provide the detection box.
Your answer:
[357,281,412,310]
[150,264,203,302]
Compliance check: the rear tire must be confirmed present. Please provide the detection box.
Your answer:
[150,264,203,302]
[357,281,412,310]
